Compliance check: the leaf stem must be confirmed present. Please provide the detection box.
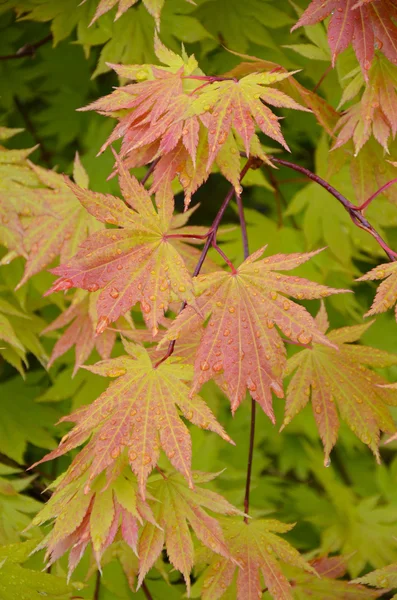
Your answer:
[140,158,160,186]
[212,240,237,273]
[356,178,397,211]
[93,571,101,600]
[269,156,397,261]
[237,191,256,522]
[313,64,333,93]
[142,581,154,600]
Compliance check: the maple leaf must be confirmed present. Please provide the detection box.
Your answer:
[42,291,122,376]
[47,154,200,335]
[288,555,383,598]
[138,470,243,594]
[283,303,397,464]
[160,247,348,420]
[82,38,307,206]
[0,465,41,545]
[0,137,43,256]
[17,154,101,288]
[225,52,340,136]
[0,300,25,356]
[32,467,156,575]
[357,261,397,321]
[292,0,397,76]
[199,518,315,600]
[87,0,176,28]
[334,56,397,155]
[354,561,397,592]
[33,341,232,497]
[0,539,76,600]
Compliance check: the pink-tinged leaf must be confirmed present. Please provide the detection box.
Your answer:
[42,292,120,375]
[201,519,315,600]
[292,0,397,73]
[32,469,154,575]
[161,248,347,419]
[33,343,232,498]
[138,471,242,592]
[16,162,100,288]
[357,261,397,320]
[284,305,397,464]
[47,163,199,335]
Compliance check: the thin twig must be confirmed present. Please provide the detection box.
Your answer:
[140,158,160,186]
[236,193,249,258]
[154,159,254,369]
[236,192,256,522]
[313,64,333,93]
[0,34,52,61]
[142,581,154,600]
[93,571,101,600]
[266,165,284,227]
[212,240,237,273]
[356,177,397,211]
[244,399,256,523]
[270,157,397,261]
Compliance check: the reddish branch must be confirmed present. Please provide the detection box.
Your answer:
[269,157,397,262]
[0,34,52,60]
[142,581,154,600]
[235,192,256,522]
[140,158,160,186]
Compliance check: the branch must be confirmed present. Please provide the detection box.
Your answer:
[0,34,52,61]
[269,157,397,262]
[94,571,101,600]
[140,158,160,186]
[154,158,254,368]
[236,192,256,522]
[142,581,154,600]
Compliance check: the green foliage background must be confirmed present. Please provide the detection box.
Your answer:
[1,1,397,598]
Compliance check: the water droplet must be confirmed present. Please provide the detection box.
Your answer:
[200,361,210,371]
[96,315,110,334]
[324,457,331,468]
[111,447,120,459]
[229,306,235,313]
[106,368,126,377]
[110,287,119,299]
[298,332,312,345]
[129,451,137,461]
[88,283,99,292]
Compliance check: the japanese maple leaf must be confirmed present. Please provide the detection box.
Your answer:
[17,155,100,288]
[0,140,49,256]
[82,39,307,206]
[138,471,243,594]
[160,247,348,420]
[283,303,397,464]
[33,342,232,497]
[32,468,156,575]
[288,555,383,598]
[186,70,310,171]
[47,155,199,336]
[357,261,397,321]
[87,0,179,28]
[334,56,397,154]
[200,519,315,600]
[292,0,397,77]
[42,291,119,376]
[354,561,397,592]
